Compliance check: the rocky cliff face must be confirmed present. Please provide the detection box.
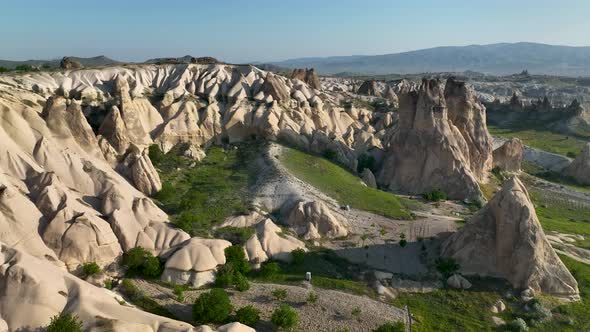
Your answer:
[290,68,321,90]
[378,79,488,201]
[441,177,579,299]
[493,138,524,172]
[564,143,590,185]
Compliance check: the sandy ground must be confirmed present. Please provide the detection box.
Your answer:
[135,280,408,332]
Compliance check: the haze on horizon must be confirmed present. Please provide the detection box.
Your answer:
[2,0,590,63]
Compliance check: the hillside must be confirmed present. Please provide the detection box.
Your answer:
[0,55,121,69]
[271,42,590,76]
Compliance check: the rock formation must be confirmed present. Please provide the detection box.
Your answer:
[441,177,579,299]
[161,238,232,287]
[290,68,321,90]
[118,145,163,195]
[0,242,194,331]
[60,56,83,70]
[357,80,380,96]
[361,168,377,188]
[564,143,590,185]
[285,201,348,239]
[493,138,524,172]
[378,79,485,201]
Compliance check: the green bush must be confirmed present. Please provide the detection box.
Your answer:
[193,288,233,324]
[306,291,318,304]
[81,262,101,277]
[46,313,83,332]
[373,321,405,332]
[422,189,447,202]
[234,272,250,292]
[148,144,166,164]
[118,279,176,318]
[235,305,261,327]
[291,248,305,265]
[15,64,38,72]
[122,247,163,278]
[225,245,251,275]
[259,261,281,279]
[173,284,186,302]
[357,153,376,173]
[435,257,460,278]
[0,67,9,73]
[215,263,236,287]
[507,318,529,332]
[272,288,288,301]
[399,232,407,248]
[322,148,337,161]
[271,304,299,330]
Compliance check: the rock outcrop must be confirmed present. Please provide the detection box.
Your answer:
[290,68,321,90]
[285,201,348,240]
[493,138,524,172]
[60,56,83,70]
[361,168,377,188]
[0,242,194,331]
[357,80,380,96]
[441,177,579,299]
[564,143,590,185]
[378,79,484,201]
[118,145,162,195]
[161,238,231,287]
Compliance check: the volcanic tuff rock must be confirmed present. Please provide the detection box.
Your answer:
[378,79,486,200]
[60,56,83,70]
[361,168,377,188]
[564,143,590,185]
[357,80,380,96]
[0,242,194,331]
[161,238,232,288]
[290,68,321,90]
[441,177,579,299]
[285,200,348,240]
[493,138,524,172]
[118,145,163,195]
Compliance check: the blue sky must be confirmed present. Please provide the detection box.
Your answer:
[2,0,589,62]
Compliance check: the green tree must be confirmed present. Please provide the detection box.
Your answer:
[235,305,261,327]
[224,245,251,274]
[435,257,460,278]
[122,247,163,278]
[291,248,305,265]
[193,288,233,324]
[234,272,250,292]
[81,262,101,277]
[271,304,299,330]
[260,261,281,279]
[46,313,83,332]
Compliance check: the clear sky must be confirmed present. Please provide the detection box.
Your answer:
[2,0,590,63]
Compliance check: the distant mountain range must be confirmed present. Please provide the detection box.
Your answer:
[269,43,590,77]
[0,56,120,69]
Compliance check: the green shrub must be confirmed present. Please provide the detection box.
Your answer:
[422,189,447,202]
[0,67,9,73]
[507,318,529,332]
[81,262,101,277]
[435,257,460,278]
[271,304,299,330]
[148,144,165,164]
[15,64,38,72]
[306,291,318,304]
[173,284,186,302]
[214,227,255,245]
[235,305,261,327]
[118,279,176,319]
[215,263,236,287]
[523,299,552,324]
[291,248,305,265]
[351,307,362,317]
[234,272,250,292]
[272,288,288,301]
[225,245,251,275]
[373,321,405,332]
[193,288,233,324]
[104,279,114,290]
[357,153,376,173]
[492,166,508,181]
[567,151,577,158]
[259,261,281,279]
[322,148,337,161]
[122,247,163,278]
[399,232,407,248]
[46,313,83,332]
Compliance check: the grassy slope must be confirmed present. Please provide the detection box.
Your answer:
[280,146,414,219]
[489,124,585,157]
[151,144,256,237]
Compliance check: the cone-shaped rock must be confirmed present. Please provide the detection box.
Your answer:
[441,177,579,299]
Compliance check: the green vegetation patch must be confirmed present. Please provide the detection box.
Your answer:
[488,124,585,157]
[281,146,414,219]
[151,142,262,237]
[119,279,176,319]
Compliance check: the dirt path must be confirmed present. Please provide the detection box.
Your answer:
[136,280,407,332]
